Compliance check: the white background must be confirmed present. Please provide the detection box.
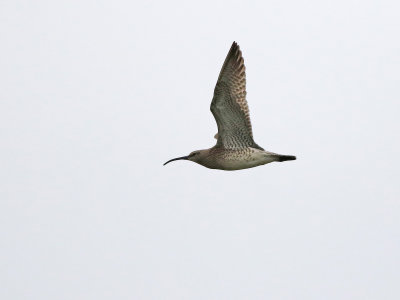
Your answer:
[1,0,399,299]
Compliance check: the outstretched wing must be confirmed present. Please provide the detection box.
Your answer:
[210,42,263,150]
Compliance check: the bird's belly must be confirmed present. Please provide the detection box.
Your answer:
[210,150,275,171]
[218,159,269,170]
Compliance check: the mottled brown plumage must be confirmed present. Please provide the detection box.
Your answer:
[211,42,261,150]
[164,42,296,171]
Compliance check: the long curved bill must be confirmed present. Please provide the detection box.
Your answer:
[163,156,189,166]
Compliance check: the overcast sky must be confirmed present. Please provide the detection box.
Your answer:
[1,0,399,299]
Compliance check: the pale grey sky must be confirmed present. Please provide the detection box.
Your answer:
[1,0,399,299]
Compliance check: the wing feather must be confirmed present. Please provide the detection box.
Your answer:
[210,42,262,150]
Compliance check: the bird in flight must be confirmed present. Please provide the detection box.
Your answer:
[164,42,296,171]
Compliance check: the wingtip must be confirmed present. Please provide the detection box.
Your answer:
[227,41,243,65]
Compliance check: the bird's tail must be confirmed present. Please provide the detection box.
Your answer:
[277,155,296,162]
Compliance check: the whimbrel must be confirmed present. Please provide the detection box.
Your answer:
[164,42,296,171]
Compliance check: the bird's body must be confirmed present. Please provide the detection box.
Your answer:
[186,147,294,171]
[164,42,296,171]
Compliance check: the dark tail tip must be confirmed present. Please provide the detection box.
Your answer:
[278,155,296,162]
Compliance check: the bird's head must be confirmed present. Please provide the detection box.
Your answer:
[163,150,206,166]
